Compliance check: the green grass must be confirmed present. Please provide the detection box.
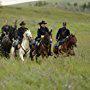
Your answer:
[0,2,90,90]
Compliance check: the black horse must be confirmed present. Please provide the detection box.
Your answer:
[0,26,17,58]
[1,34,12,57]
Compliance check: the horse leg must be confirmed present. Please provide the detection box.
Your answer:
[41,53,45,59]
[3,48,8,58]
[35,47,40,62]
[10,47,15,59]
[53,47,59,58]
[69,49,75,56]
[30,50,34,61]
[19,48,25,62]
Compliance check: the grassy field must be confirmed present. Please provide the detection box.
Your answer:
[0,1,90,90]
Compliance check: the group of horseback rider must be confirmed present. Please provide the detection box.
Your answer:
[0,20,71,56]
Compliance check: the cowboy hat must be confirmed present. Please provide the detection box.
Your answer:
[38,20,47,25]
[20,21,26,26]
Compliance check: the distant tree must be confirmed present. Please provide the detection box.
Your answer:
[0,1,2,6]
[0,1,3,8]
[67,2,71,6]
[80,3,87,11]
[81,3,87,10]
[35,1,48,7]
[55,2,58,6]
[16,7,22,10]
[86,2,90,9]
[0,1,1,5]
[74,2,78,7]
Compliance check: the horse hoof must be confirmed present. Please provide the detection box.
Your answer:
[54,56,56,58]
[21,59,24,62]
[31,58,34,61]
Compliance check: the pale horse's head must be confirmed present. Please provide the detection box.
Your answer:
[24,30,33,41]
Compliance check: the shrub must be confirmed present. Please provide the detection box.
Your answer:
[81,3,87,10]
[86,2,90,9]
[16,7,22,10]
[74,2,78,7]
[35,1,48,7]
[67,2,71,6]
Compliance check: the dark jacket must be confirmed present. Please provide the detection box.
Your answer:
[1,25,17,40]
[56,27,70,40]
[2,25,11,34]
[37,26,49,38]
[17,27,27,40]
[2,25,17,33]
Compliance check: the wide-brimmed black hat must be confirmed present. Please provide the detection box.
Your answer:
[38,20,47,25]
[20,21,26,26]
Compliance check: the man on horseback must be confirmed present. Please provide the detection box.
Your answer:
[11,21,28,52]
[17,21,28,47]
[0,19,17,57]
[1,20,10,37]
[35,20,52,56]
[55,22,70,48]
[35,21,49,41]
[1,19,17,41]
[17,21,28,42]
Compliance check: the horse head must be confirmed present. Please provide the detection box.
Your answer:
[41,31,52,46]
[68,34,77,47]
[44,30,52,41]
[24,30,33,41]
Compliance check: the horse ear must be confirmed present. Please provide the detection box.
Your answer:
[71,33,75,37]
[50,29,52,32]
[49,29,52,35]
[23,33,25,37]
[71,33,73,36]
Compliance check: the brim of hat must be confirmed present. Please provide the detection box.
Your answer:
[20,23,26,26]
[38,22,47,25]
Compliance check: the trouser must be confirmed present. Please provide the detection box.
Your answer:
[55,39,66,48]
[35,37,41,45]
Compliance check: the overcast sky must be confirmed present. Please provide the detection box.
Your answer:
[0,0,38,5]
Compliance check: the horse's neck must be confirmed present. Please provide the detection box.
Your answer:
[21,38,29,49]
[66,37,73,48]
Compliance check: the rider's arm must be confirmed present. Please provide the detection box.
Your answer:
[14,20,17,30]
[46,27,49,33]
[56,29,60,41]
[37,28,41,38]
[67,29,70,36]
[66,29,70,39]
[17,28,21,39]
[1,26,4,34]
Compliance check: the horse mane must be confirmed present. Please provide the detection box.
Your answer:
[67,34,77,48]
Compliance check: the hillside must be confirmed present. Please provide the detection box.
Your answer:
[0,1,90,90]
[42,0,90,13]
[1,0,90,13]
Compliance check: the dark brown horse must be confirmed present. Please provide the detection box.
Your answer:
[53,34,77,57]
[1,34,12,58]
[30,31,52,61]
